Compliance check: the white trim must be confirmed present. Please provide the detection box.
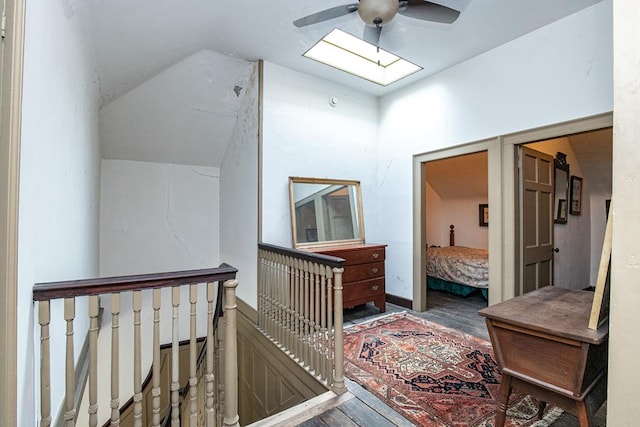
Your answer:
[0,0,25,425]
[412,138,499,311]
[501,113,613,302]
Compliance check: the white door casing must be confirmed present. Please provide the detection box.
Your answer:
[0,0,25,425]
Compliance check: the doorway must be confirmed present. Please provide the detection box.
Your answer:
[518,127,613,293]
[413,138,501,311]
[412,113,613,311]
[423,151,490,307]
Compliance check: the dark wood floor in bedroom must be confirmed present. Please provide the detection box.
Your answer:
[296,290,606,427]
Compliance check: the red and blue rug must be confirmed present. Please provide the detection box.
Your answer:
[344,313,563,427]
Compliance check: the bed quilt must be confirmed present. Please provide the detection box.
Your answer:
[426,246,488,289]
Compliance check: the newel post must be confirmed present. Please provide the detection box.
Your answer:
[332,267,347,394]
[223,279,240,427]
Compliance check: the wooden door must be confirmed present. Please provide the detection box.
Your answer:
[520,146,554,294]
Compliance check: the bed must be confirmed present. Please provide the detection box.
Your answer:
[426,225,488,298]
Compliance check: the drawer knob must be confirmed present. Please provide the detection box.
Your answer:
[372,268,378,274]
[372,253,379,259]
[371,285,379,291]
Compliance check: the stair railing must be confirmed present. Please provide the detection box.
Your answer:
[257,243,346,395]
[33,265,239,427]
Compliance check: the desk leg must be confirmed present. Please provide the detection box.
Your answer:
[576,401,592,427]
[537,401,547,420]
[495,373,512,427]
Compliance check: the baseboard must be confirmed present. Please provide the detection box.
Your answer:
[386,293,412,309]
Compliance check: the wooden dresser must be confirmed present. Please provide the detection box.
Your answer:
[308,243,386,313]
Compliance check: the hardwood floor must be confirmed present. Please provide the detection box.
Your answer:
[296,289,606,426]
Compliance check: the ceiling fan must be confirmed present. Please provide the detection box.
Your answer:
[294,0,463,45]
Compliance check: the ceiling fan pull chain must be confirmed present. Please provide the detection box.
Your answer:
[375,18,382,54]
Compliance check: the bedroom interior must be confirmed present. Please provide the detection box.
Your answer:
[8,0,640,426]
[424,151,489,305]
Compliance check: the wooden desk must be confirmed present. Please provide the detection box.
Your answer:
[478,286,608,427]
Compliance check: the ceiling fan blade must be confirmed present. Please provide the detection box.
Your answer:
[398,0,461,24]
[363,25,383,47]
[293,4,359,28]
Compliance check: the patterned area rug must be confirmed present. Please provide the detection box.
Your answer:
[344,313,564,427]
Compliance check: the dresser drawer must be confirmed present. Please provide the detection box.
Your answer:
[343,278,385,303]
[321,247,385,266]
[342,261,385,283]
[305,243,387,313]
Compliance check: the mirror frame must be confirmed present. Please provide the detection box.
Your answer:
[289,176,365,249]
[554,152,570,224]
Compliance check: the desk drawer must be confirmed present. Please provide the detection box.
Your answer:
[343,278,385,303]
[343,261,385,283]
[322,247,385,266]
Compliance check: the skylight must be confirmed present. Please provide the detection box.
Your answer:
[303,28,422,86]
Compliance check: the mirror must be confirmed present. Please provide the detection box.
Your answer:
[554,152,570,224]
[289,177,365,248]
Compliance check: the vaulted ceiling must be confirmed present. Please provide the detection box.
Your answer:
[86,0,602,103]
[83,0,604,167]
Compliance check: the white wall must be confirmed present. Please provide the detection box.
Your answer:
[425,182,444,247]
[261,62,379,253]
[610,1,640,423]
[376,1,612,299]
[426,194,489,249]
[220,62,260,307]
[89,159,220,424]
[440,198,489,249]
[19,1,101,425]
[100,50,254,168]
[100,159,220,276]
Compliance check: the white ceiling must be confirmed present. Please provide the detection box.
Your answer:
[86,0,603,104]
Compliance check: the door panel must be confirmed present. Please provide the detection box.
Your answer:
[520,146,554,294]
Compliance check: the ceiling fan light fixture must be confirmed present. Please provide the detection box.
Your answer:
[303,28,422,86]
[357,0,399,26]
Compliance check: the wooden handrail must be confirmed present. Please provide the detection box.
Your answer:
[36,264,238,426]
[32,264,238,301]
[258,243,345,268]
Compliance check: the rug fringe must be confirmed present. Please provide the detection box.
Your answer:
[344,311,406,331]
[529,406,565,427]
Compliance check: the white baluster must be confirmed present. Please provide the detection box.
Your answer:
[152,289,161,426]
[332,268,347,394]
[39,300,51,427]
[64,298,76,426]
[111,293,120,426]
[223,279,239,427]
[171,287,180,426]
[206,282,216,426]
[132,291,142,427]
[88,295,99,427]
[189,284,198,425]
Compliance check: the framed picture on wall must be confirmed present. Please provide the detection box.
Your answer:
[557,199,567,220]
[570,176,583,215]
[479,204,488,226]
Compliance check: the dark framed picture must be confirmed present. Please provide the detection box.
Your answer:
[570,176,583,215]
[557,199,567,221]
[479,204,488,226]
